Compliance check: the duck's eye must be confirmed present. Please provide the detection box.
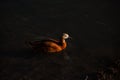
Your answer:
[64,34,69,38]
[65,35,68,37]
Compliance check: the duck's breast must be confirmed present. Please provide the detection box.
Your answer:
[44,41,62,52]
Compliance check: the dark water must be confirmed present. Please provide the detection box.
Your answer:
[0,0,120,80]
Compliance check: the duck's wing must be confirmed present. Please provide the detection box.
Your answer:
[29,38,59,46]
[46,38,59,43]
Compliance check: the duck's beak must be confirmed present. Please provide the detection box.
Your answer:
[69,36,72,39]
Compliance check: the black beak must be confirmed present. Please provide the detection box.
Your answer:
[69,37,72,39]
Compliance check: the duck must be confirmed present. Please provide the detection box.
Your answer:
[28,33,71,53]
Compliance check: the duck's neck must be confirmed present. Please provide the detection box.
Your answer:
[59,37,67,49]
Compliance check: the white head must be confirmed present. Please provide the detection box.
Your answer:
[62,33,70,39]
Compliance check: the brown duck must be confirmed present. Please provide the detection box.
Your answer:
[28,33,71,53]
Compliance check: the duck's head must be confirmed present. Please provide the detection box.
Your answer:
[62,33,72,39]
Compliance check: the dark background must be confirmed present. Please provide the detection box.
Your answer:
[0,0,120,80]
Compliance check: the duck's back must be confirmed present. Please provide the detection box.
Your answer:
[30,39,63,53]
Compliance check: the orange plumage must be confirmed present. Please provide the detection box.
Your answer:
[28,33,71,53]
